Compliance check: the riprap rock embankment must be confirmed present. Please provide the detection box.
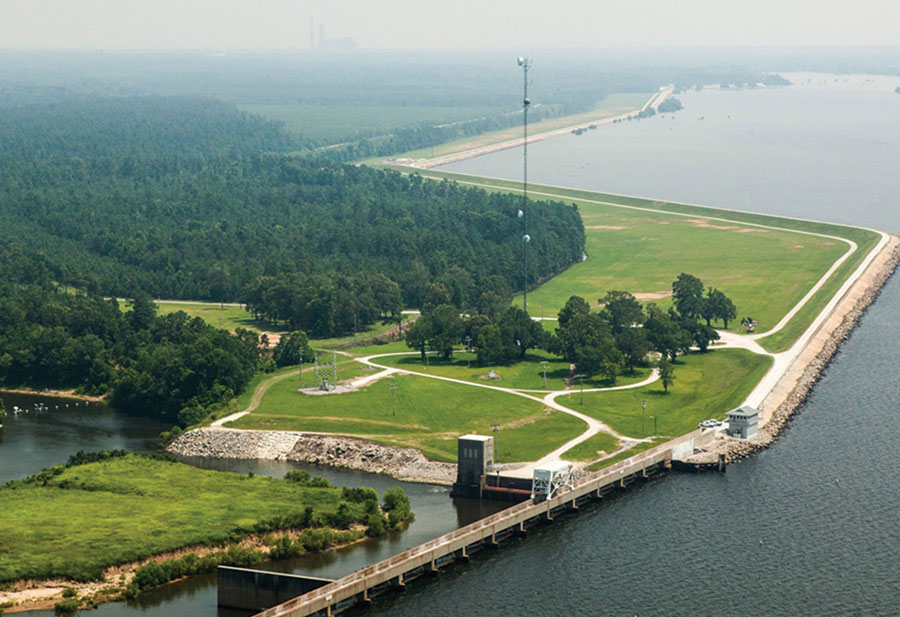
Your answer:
[168,428,456,485]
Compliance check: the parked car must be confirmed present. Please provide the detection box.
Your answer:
[698,419,722,429]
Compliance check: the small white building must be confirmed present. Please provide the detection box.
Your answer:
[531,461,574,501]
[726,406,759,439]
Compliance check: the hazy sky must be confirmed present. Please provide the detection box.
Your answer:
[2,0,898,50]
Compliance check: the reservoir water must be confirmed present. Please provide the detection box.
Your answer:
[377,73,899,616]
[4,73,900,616]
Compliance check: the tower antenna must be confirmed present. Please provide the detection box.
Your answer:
[517,56,532,313]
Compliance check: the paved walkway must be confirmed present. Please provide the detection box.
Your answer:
[358,351,659,472]
[215,181,890,473]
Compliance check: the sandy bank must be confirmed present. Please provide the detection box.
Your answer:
[0,388,106,403]
[0,529,367,614]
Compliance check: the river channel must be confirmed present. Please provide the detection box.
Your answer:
[0,395,504,617]
[4,73,900,616]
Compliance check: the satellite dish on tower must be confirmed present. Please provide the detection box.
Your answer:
[523,234,531,243]
[517,209,524,218]
[517,56,525,66]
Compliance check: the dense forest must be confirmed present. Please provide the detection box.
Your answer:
[0,95,584,337]
[0,279,257,425]
[0,91,584,414]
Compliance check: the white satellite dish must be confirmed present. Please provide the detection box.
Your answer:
[517,209,523,218]
[523,234,531,243]
[517,56,525,66]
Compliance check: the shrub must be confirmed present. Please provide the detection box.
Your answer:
[53,599,80,614]
[62,587,78,598]
[364,513,387,537]
[341,486,378,505]
[269,535,303,560]
[382,488,414,529]
[284,470,334,489]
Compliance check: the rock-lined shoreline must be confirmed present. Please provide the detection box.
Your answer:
[689,235,900,464]
[168,428,457,485]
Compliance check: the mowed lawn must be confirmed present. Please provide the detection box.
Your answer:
[525,201,848,332]
[403,171,880,351]
[559,349,772,439]
[229,372,585,463]
[372,351,651,391]
[0,456,353,583]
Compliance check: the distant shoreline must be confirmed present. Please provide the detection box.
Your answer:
[383,88,673,171]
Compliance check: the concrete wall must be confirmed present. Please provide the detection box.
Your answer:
[217,566,333,611]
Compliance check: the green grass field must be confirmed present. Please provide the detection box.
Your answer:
[373,351,651,391]
[0,455,360,583]
[402,172,880,350]
[586,439,664,471]
[559,349,772,439]
[144,301,401,349]
[228,372,584,463]
[558,432,621,462]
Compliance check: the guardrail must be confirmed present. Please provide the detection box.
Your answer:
[255,437,684,617]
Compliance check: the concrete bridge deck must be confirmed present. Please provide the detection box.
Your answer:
[253,430,712,617]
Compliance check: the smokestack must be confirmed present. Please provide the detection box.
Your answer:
[309,17,314,49]
[319,23,325,47]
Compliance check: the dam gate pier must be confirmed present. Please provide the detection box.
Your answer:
[247,429,717,617]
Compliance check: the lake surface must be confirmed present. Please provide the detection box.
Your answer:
[0,393,168,483]
[5,73,900,616]
[359,73,900,617]
[443,73,900,232]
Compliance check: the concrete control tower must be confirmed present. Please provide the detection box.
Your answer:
[450,434,494,498]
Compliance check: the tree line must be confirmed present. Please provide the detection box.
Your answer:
[0,278,257,426]
[406,273,736,388]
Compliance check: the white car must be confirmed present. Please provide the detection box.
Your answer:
[698,419,722,429]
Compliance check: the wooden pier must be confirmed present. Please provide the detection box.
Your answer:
[252,436,698,617]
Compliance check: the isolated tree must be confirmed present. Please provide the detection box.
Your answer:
[425,304,463,360]
[475,323,505,365]
[690,322,720,352]
[600,290,644,334]
[273,331,311,367]
[404,318,430,361]
[657,358,675,393]
[672,273,705,319]
[705,287,737,328]
[498,307,544,360]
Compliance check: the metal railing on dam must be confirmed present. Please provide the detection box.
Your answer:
[252,432,713,617]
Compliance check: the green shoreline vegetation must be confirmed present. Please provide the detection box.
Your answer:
[0,452,413,599]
